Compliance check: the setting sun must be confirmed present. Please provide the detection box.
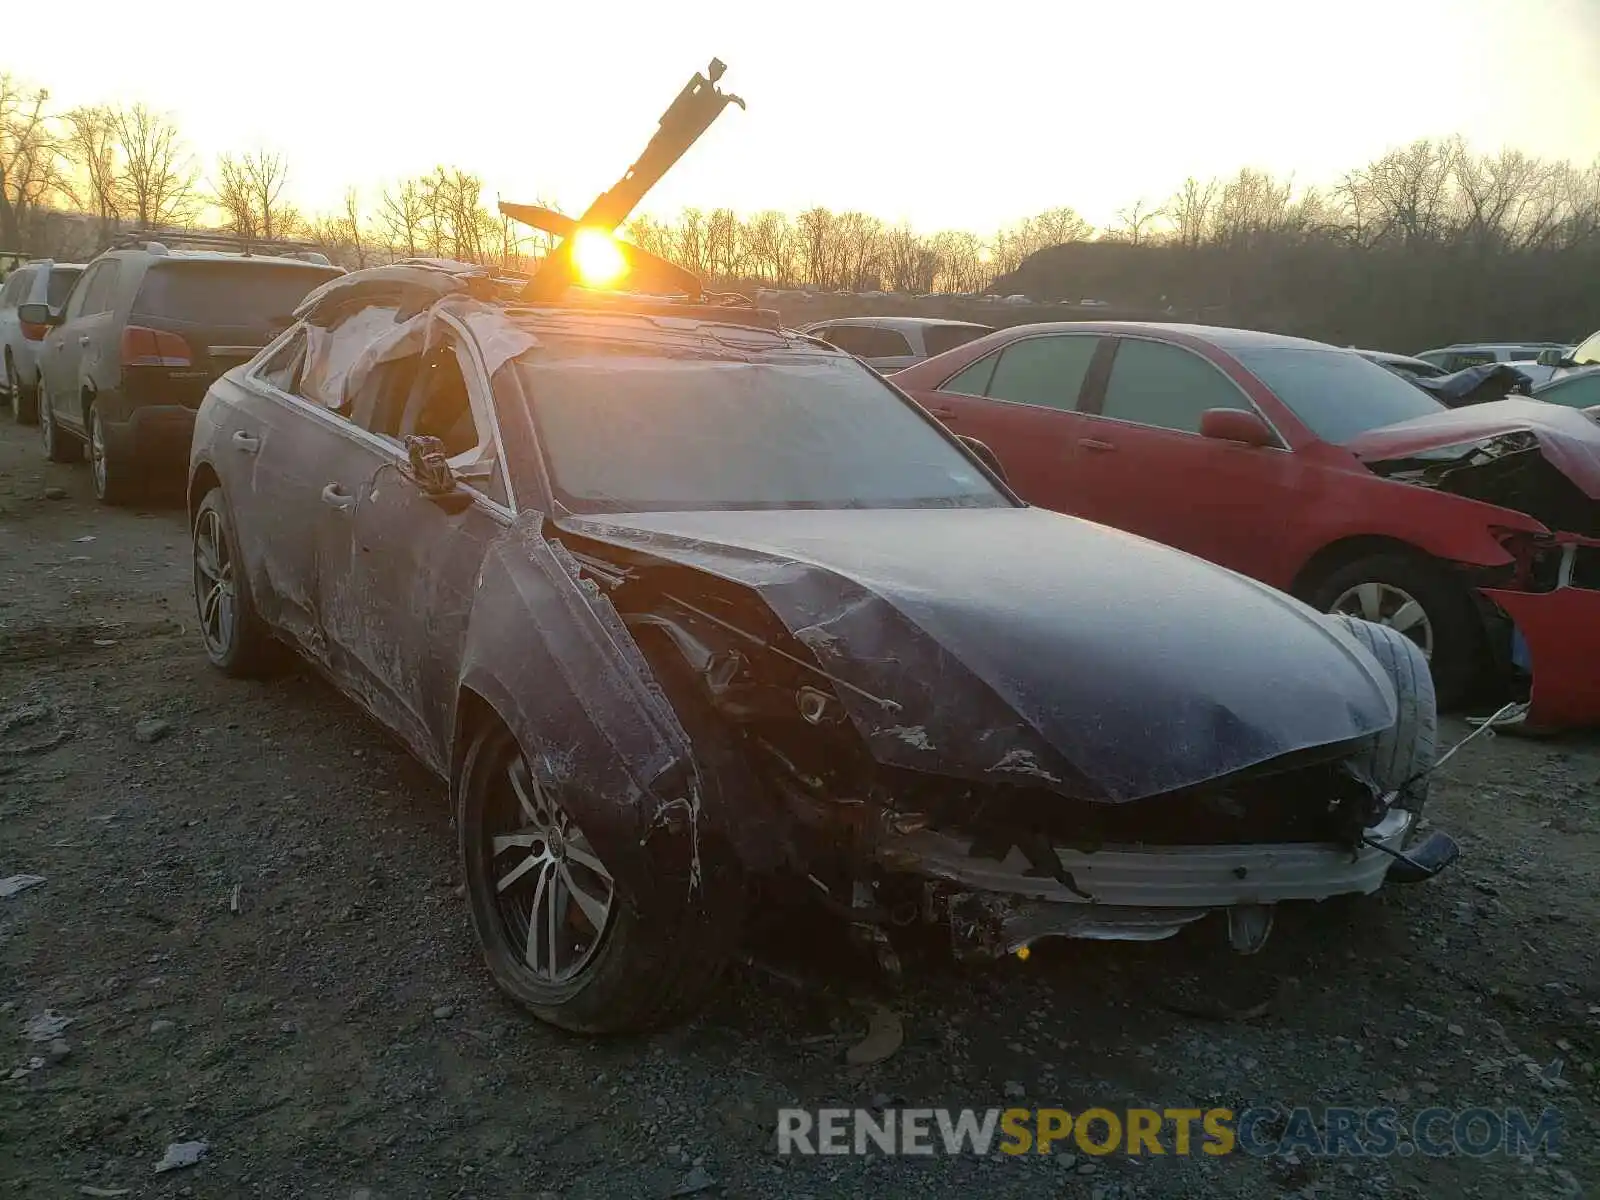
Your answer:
[570,227,628,287]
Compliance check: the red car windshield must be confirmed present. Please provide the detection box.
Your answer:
[1234,347,1445,444]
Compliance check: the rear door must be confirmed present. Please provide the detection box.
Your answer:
[1069,335,1299,580]
[916,332,1106,512]
[227,325,361,661]
[127,260,341,410]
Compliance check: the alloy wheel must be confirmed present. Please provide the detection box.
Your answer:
[1331,581,1434,660]
[90,411,107,498]
[193,507,237,658]
[489,752,615,984]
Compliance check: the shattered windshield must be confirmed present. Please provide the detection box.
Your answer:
[518,349,1009,513]
[1234,347,1446,444]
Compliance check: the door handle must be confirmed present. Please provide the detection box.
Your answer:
[231,430,259,454]
[321,483,355,510]
[1078,437,1117,452]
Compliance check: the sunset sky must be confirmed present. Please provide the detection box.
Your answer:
[8,0,1600,232]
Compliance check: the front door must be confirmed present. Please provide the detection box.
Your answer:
[1069,335,1298,581]
[315,325,512,771]
[40,262,104,430]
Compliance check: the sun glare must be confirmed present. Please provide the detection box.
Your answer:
[571,228,628,287]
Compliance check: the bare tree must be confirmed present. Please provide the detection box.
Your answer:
[0,75,62,251]
[112,103,197,228]
[1166,177,1217,248]
[379,179,426,257]
[62,105,121,242]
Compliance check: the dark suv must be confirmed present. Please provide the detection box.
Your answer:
[25,236,342,503]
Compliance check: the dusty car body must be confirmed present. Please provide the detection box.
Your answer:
[186,263,1452,1031]
[892,323,1600,729]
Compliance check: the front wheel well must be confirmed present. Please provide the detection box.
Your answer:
[451,686,502,799]
[1289,536,1441,601]
[187,463,221,527]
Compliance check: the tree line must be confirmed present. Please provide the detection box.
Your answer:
[5,71,1599,346]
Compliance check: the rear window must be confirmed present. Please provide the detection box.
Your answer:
[824,325,914,358]
[132,261,340,329]
[47,268,82,308]
[1,267,34,306]
[922,324,992,357]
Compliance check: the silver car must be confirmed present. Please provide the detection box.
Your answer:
[801,317,992,372]
[0,260,85,424]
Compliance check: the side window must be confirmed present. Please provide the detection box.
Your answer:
[1573,332,1600,367]
[1100,339,1249,434]
[827,325,913,358]
[1,269,29,307]
[1542,373,1600,409]
[983,335,1100,411]
[256,329,309,394]
[942,351,1000,397]
[79,262,121,315]
[63,264,100,320]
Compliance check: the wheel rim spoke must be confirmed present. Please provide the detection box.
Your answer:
[490,751,614,984]
[1354,582,1384,621]
[559,862,609,930]
[1388,598,1425,634]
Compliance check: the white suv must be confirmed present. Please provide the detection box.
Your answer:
[1,260,85,423]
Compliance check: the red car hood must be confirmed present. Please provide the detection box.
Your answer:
[1347,400,1600,500]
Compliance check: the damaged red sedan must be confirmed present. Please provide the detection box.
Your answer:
[185,263,1457,1032]
[892,324,1600,729]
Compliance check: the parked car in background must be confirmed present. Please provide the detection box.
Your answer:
[1,259,85,423]
[800,317,992,372]
[1356,349,1446,381]
[189,260,1452,1032]
[1532,366,1600,411]
[1415,342,1570,374]
[892,323,1600,727]
[24,233,341,505]
[1530,328,1600,384]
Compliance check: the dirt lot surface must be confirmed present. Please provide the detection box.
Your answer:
[1,414,1596,1199]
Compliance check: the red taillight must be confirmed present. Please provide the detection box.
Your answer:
[121,325,193,368]
[20,321,48,341]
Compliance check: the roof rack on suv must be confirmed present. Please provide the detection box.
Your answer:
[108,227,334,265]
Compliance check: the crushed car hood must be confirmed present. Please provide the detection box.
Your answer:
[559,507,1396,803]
[1347,400,1600,500]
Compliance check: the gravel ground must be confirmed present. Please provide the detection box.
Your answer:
[1,414,1596,1199]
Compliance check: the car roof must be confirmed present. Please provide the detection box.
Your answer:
[805,316,992,331]
[984,321,1337,353]
[104,247,336,270]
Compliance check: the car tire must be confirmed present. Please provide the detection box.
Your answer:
[1330,614,1437,818]
[458,703,744,1034]
[1306,552,1481,710]
[5,354,37,424]
[39,390,81,463]
[88,404,138,506]
[192,487,278,677]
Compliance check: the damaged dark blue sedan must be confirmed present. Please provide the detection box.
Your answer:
[186,260,1454,1033]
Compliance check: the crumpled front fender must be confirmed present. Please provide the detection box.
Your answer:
[456,516,696,901]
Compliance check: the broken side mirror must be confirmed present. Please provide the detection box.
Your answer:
[403,434,472,514]
[17,302,60,327]
[1199,408,1276,447]
[959,434,1009,483]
